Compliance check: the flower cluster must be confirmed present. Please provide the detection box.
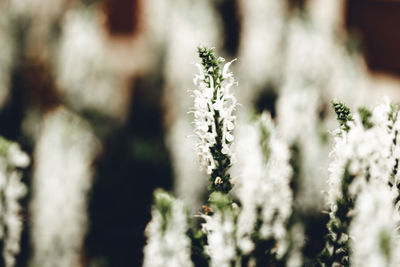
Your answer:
[327,99,398,211]
[235,112,293,263]
[200,192,237,267]
[145,47,304,267]
[191,46,238,193]
[145,47,400,267]
[31,108,99,267]
[143,189,193,267]
[0,137,29,267]
[320,98,400,266]
[350,182,400,267]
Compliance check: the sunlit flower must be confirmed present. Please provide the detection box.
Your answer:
[191,46,238,193]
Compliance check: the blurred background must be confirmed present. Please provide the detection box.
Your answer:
[1,0,400,266]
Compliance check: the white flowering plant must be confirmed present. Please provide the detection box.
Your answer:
[143,47,400,267]
[318,98,400,267]
[144,47,299,267]
[191,46,238,193]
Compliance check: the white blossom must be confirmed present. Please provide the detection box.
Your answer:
[191,56,238,175]
[201,208,236,267]
[31,107,99,267]
[166,117,208,212]
[143,191,193,267]
[350,182,400,267]
[237,0,287,102]
[161,0,220,213]
[327,100,397,211]
[235,113,293,258]
[56,7,126,119]
[277,88,328,210]
[286,223,305,267]
[0,138,29,267]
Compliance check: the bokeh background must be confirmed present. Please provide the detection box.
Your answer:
[2,0,400,266]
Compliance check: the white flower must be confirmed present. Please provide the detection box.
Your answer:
[56,7,125,118]
[143,191,193,267]
[327,100,398,211]
[7,143,30,168]
[201,210,236,267]
[350,182,400,267]
[0,137,29,267]
[235,112,293,258]
[31,107,99,267]
[277,88,328,210]
[191,56,238,175]
[324,99,400,266]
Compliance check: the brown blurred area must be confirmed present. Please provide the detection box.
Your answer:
[26,0,400,114]
[100,0,400,75]
[104,0,141,36]
[346,0,400,76]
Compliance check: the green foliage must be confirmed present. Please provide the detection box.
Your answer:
[0,136,12,158]
[332,99,353,132]
[153,189,174,233]
[357,106,373,129]
[208,191,232,210]
[289,143,301,200]
[318,165,355,267]
[388,103,398,127]
[379,229,392,262]
[197,46,225,91]
[259,118,271,162]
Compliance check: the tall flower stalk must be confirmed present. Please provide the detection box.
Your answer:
[318,100,354,266]
[191,46,238,193]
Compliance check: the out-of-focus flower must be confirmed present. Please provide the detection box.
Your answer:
[0,137,29,267]
[143,189,193,267]
[321,99,400,266]
[237,0,287,104]
[31,107,99,267]
[235,112,294,262]
[201,192,236,267]
[166,118,207,212]
[277,88,328,211]
[55,7,127,120]
[327,99,397,212]
[350,182,400,267]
